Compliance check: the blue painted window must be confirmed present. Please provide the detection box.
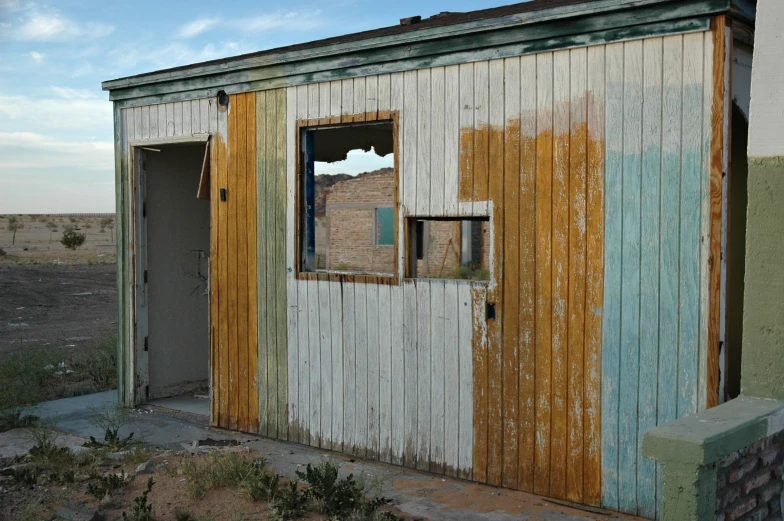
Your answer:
[375,207,394,245]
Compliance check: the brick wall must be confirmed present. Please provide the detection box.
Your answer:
[716,431,784,521]
[325,171,395,273]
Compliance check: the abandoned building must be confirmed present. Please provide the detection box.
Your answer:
[102,0,756,518]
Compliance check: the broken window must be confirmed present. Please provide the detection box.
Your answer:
[406,217,490,281]
[299,120,396,275]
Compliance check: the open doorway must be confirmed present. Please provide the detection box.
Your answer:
[134,142,211,418]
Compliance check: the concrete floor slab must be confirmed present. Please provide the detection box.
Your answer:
[21,391,639,521]
[148,394,210,417]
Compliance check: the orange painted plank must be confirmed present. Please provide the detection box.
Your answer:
[534,52,553,497]
[217,104,230,429]
[549,52,570,500]
[472,283,489,484]
[567,87,588,503]
[584,81,605,506]
[518,63,538,493]
[502,67,521,490]
[235,93,249,433]
[246,92,259,433]
[227,94,240,431]
[707,16,726,409]
[487,99,504,488]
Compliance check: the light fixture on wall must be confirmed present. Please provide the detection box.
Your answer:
[217,90,229,107]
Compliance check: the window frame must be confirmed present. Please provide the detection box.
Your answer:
[294,111,400,284]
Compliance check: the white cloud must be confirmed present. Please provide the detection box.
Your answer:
[177,17,220,38]
[240,10,324,33]
[50,86,97,100]
[108,40,245,71]
[0,132,113,171]
[29,50,43,62]
[0,93,111,131]
[3,7,114,42]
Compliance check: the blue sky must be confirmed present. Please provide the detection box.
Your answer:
[0,0,503,213]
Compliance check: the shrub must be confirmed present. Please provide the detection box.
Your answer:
[123,477,155,521]
[60,229,86,250]
[88,470,133,499]
[268,480,306,521]
[72,338,117,391]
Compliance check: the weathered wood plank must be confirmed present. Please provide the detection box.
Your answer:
[444,281,460,476]
[307,280,321,447]
[319,279,332,444]
[390,73,405,278]
[343,283,357,453]
[341,78,354,122]
[518,53,537,494]
[235,93,249,434]
[227,95,240,431]
[486,56,504,488]
[458,282,473,480]
[584,44,605,508]
[308,83,319,123]
[534,51,554,497]
[285,87,299,440]
[444,65,460,216]
[330,81,342,124]
[430,280,445,474]
[319,81,330,121]
[403,70,418,214]
[416,281,431,470]
[403,281,418,467]
[275,88,288,439]
[295,85,310,445]
[355,283,368,456]
[378,284,392,463]
[567,46,587,504]
[472,283,488,482]
[366,74,378,121]
[182,100,192,136]
[390,284,405,465]
[550,49,570,500]
[679,32,704,419]
[266,90,280,438]
[416,69,431,216]
[246,92,259,434]
[367,282,380,459]
[601,41,624,511]
[458,63,474,216]
[353,76,366,122]
[174,102,183,136]
[329,278,344,451]
[430,66,446,216]
[257,91,271,436]
[637,37,663,519]
[473,61,489,208]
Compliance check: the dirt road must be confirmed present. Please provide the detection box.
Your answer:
[0,265,117,355]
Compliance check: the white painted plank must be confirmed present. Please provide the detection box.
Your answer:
[354,283,369,456]
[133,107,142,139]
[403,70,418,215]
[330,81,342,119]
[377,74,391,113]
[329,281,344,451]
[457,282,474,476]
[319,81,330,120]
[416,69,432,216]
[200,98,210,133]
[416,281,431,469]
[473,61,490,217]
[343,283,357,454]
[430,66,446,216]
[341,79,354,119]
[308,84,319,120]
[149,104,159,138]
[366,282,380,458]
[378,284,392,463]
[458,63,474,217]
[308,281,321,447]
[182,101,192,135]
[390,284,405,466]
[430,280,445,472]
[444,65,460,216]
[286,88,299,434]
[158,105,166,137]
[353,77,366,118]
[140,106,150,139]
[318,279,332,445]
[165,103,175,136]
[403,281,418,466]
[366,74,378,118]
[297,281,310,444]
[191,99,200,133]
[391,72,406,277]
[443,281,460,474]
[173,102,183,136]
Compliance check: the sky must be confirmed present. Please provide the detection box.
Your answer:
[0,0,503,214]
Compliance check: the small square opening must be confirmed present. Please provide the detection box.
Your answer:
[406,217,490,281]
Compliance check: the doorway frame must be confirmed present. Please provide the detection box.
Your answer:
[126,134,212,415]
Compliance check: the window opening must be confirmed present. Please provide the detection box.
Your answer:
[300,120,395,275]
[407,217,490,281]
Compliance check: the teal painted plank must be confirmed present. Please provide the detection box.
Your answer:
[678,33,705,419]
[618,39,642,517]
[111,18,712,109]
[637,37,663,521]
[601,41,624,512]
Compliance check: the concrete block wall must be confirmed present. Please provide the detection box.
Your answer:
[716,432,784,521]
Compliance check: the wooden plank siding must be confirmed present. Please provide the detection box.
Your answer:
[118,26,721,520]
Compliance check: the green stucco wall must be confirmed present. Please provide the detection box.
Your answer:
[741,156,784,400]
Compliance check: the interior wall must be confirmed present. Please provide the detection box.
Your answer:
[146,143,211,398]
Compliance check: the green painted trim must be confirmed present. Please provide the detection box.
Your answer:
[113,16,711,110]
[643,396,784,521]
[102,0,730,93]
